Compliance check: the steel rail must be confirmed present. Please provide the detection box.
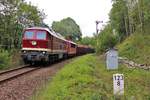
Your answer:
[0,66,40,83]
[0,65,29,75]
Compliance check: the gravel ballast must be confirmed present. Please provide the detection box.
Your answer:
[0,59,72,100]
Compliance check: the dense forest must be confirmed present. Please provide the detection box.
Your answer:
[95,0,150,53]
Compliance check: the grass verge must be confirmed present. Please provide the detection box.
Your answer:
[32,54,150,100]
[117,33,150,65]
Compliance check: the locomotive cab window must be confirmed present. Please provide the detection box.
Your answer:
[71,44,76,48]
[24,31,34,39]
[36,31,46,40]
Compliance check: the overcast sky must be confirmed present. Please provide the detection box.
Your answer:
[26,0,112,37]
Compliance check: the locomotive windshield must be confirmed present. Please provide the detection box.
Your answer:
[24,30,46,40]
[24,31,34,39]
[36,31,46,40]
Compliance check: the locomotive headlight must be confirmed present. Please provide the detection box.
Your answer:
[22,50,26,53]
[42,51,46,54]
[31,41,37,46]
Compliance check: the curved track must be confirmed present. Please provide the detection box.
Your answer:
[0,65,41,83]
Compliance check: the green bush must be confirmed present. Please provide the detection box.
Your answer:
[96,25,118,53]
[0,50,11,69]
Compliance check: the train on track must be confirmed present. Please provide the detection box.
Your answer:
[21,27,94,64]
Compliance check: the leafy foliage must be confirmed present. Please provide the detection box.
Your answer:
[96,25,118,53]
[0,0,46,68]
[95,0,150,53]
[52,17,82,41]
[0,0,45,49]
[78,36,96,47]
[110,0,150,39]
[0,50,11,69]
[110,0,128,41]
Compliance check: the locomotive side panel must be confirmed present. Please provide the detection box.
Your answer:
[67,42,77,56]
[52,36,66,53]
[76,45,95,55]
[47,33,53,52]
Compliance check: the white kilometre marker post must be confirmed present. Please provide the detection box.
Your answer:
[113,74,124,95]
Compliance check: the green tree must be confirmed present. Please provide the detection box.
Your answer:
[79,36,96,47]
[96,24,117,53]
[110,0,129,42]
[52,17,82,41]
[95,0,150,53]
[0,0,45,49]
[18,2,45,27]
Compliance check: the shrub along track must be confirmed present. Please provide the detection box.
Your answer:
[0,59,73,100]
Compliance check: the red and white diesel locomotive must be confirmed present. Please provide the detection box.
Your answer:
[21,27,94,64]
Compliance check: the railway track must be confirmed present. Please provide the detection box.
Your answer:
[0,65,41,83]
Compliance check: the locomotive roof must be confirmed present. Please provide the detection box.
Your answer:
[25,27,76,45]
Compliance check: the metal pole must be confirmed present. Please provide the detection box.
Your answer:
[95,20,103,47]
[96,21,100,35]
